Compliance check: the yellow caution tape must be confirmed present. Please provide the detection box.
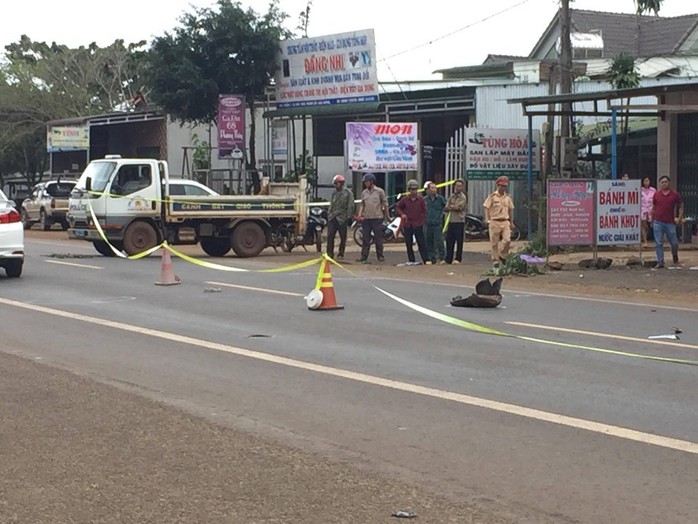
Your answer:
[88,202,164,259]
[329,257,698,367]
[442,212,451,234]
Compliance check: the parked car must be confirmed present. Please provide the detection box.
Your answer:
[22,180,76,231]
[0,189,24,278]
[166,179,219,196]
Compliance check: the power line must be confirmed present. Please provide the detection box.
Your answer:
[377,0,533,63]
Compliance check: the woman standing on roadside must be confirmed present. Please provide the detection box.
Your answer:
[641,176,656,247]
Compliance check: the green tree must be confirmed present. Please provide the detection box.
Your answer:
[608,53,641,176]
[635,0,663,15]
[0,37,148,185]
[147,0,291,170]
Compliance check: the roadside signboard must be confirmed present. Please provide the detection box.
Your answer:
[596,179,641,246]
[547,179,595,246]
[465,128,540,180]
[47,125,89,152]
[346,122,419,171]
[275,29,378,109]
[217,94,245,159]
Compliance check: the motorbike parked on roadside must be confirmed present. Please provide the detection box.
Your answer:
[464,213,521,241]
[278,206,328,253]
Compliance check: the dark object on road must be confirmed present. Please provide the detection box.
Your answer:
[673,326,682,334]
[546,261,563,270]
[451,277,503,308]
[579,258,613,269]
[392,510,417,518]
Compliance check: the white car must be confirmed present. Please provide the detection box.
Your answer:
[0,189,24,278]
[166,179,219,196]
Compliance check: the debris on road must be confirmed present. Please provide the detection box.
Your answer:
[391,510,417,518]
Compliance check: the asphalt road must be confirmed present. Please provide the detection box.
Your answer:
[1,235,697,523]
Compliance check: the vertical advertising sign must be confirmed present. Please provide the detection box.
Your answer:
[547,179,595,246]
[346,122,419,171]
[217,95,245,159]
[276,29,378,108]
[272,121,288,156]
[596,179,641,245]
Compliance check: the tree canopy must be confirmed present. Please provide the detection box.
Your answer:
[147,0,292,168]
[0,36,148,184]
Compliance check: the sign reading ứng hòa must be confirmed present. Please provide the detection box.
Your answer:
[346,122,418,172]
[465,129,540,180]
[275,29,378,109]
[47,125,89,152]
[596,179,641,246]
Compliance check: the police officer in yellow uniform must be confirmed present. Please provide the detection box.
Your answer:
[483,176,515,267]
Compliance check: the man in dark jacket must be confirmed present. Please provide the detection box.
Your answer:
[424,181,446,265]
[396,179,428,265]
[326,174,354,260]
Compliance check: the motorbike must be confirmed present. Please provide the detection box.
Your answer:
[351,199,407,246]
[351,215,404,246]
[281,206,328,253]
[464,213,522,242]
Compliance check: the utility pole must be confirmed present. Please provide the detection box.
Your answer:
[559,0,573,139]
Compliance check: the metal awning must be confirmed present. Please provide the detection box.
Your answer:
[263,102,382,119]
[507,81,698,117]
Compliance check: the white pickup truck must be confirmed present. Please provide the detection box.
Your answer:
[68,156,307,257]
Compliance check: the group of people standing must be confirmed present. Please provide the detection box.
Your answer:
[391,178,469,266]
[325,172,516,267]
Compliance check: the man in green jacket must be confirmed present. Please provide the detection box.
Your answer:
[326,174,354,260]
[444,179,467,264]
[424,181,446,264]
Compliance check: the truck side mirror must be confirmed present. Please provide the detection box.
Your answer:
[85,177,92,192]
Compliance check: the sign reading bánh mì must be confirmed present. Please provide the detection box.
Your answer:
[596,179,641,246]
[547,179,595,246]
[346,122,419,171]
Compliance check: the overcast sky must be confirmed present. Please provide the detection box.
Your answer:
[1,0,695,81]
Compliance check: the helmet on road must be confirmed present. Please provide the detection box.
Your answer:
[362,173,376,183]
[332,174,345,185]
[407,179,419,189]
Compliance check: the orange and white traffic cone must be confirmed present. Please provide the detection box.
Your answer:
[155,247,181,286]
[307,256,343,310]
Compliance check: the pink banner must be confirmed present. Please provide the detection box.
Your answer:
[547,180,595,246]
[217,94,245,159]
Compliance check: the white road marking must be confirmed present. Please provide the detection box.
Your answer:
[1,296,697,456]
[45,260,103,270]
[206,281,304,297]
[27,239,94,250]
[507,321,698,351]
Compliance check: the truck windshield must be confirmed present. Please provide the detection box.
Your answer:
[77,161,117,193]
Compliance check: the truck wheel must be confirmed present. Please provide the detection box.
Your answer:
[231,222,266,258]
[123,221,159,256]
[200,237,231,257]
[60,220,69,231]
[40,209,50,231]
[93,240,117,257]
[21,209,32,230]
[4,259,23,278]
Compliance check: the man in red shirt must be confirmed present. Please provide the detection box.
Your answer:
[651,175,684,268]
[396,179,428,265]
